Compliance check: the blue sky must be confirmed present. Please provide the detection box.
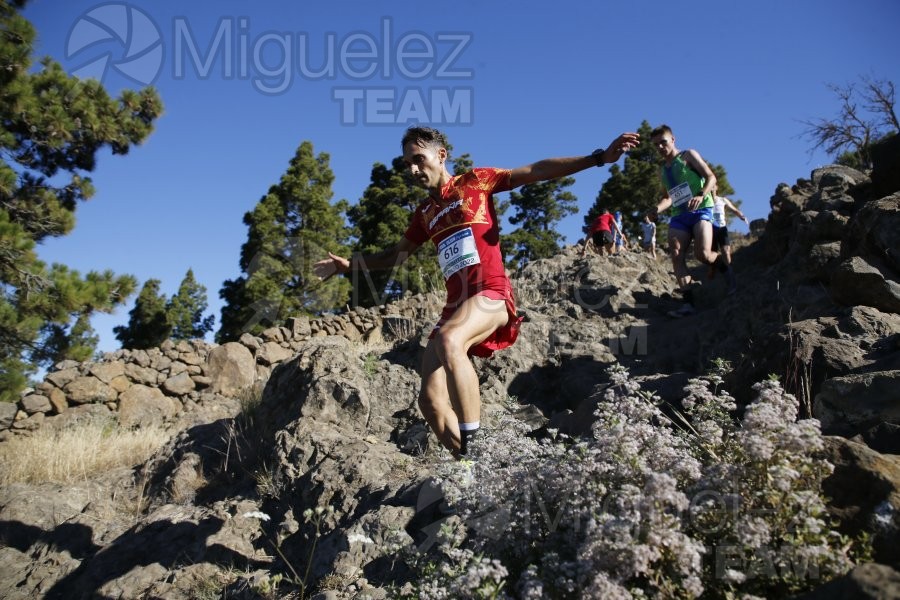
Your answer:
[21,0,900,353]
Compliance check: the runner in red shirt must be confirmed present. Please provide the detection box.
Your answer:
[580,208,627,256]
[314,126,639,457]
[404,166,516,357]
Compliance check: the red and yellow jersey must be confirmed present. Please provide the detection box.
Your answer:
[404,167,512,307]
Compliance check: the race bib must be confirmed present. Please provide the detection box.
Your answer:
[438,228,480,279]
[669,182,693,207]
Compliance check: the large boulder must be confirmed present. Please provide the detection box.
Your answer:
[814,371,900,434]
[124,363,161,386]
[797,562,900,600]
[44,367,80,389]
[821,437,900,568]
[834,305,900,340]
[255,341,293,366]
[844,193,900,274]
[43,403,112,432]
[205,342,256,396]
[794,210,848,248]
[36,501,274,600]
[118,385,180,428]
[831,256,900,314]
[810,164,870,189]
[64,377,118,405]
[261,338,377,435]
[88,362,125,384]
[20,394,51,415]
[161,372,195,396]
[807,241,843,281]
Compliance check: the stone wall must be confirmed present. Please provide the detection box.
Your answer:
[0,290,443,440]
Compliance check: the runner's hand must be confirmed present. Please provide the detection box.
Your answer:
[313,253,350,280]
[601,132,641,163]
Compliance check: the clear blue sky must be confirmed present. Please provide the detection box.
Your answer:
[22,0,900,353]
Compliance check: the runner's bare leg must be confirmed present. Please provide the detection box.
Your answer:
[669,228,693,289]
[418,295,509,453]
[693,220,719,266]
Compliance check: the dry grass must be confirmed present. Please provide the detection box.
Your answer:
[0,418,170,485]
[254,462,280,499]
[384,317,417,342]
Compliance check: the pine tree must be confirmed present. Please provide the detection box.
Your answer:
[218,141,350,341]
[65,314,100,362]
[0,2,162,400]
[38,313,99,364]
[113,279,170,349]
[585,121,663,241]
[167,268,214,340]
[346,156,441,307]
[453,152,474,175]
[503,177,578,270]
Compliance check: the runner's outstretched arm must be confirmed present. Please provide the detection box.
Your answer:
[313,237,420,280]
[508,132,640,188]
[723,197,750,224]
[611,219,628,246]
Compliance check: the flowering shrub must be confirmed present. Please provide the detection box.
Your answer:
[401,365,863,599]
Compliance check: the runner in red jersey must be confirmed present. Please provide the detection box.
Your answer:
[315,126,640,457]
[403,166,517,358]
[580,208,626,256]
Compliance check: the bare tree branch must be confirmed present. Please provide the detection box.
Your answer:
[861,76,899,133]
[799,76,898,169]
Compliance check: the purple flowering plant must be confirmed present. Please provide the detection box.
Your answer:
[398,362,866,599]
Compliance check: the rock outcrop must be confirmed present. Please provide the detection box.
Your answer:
[1,155,899,599]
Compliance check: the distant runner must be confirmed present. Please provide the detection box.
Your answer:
[640,213,657,259]
[581,207,627,257]
[613,210,625,254]
[711,190,750,293]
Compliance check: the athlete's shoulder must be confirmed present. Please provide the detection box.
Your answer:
[463,167,511,191]
[470,166,509,179]
[449,168,479,187]
[682,148,708,164]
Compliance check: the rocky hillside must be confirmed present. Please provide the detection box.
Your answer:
[1,152,899,598]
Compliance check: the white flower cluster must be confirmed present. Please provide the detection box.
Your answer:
[400,368,862,598]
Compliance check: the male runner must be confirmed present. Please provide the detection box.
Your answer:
[650,124,731,317]
[315,126,639,456]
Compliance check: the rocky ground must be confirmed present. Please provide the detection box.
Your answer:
[1,158,899,599]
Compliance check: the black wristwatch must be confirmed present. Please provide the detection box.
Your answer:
[591,148,606,167]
